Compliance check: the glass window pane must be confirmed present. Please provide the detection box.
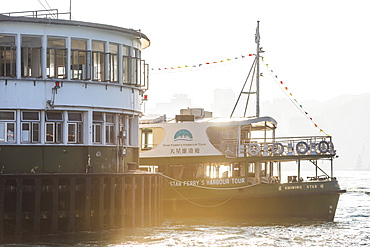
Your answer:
[68,123,76,143]
[95,124,101,143]
[0,123,4,142]
[92,41,104,52]
[32,123,40,142]
[0,111,15,120]
[22,111,39,121]
[7,123,15,142]
[71,39,87,50]
[0,36,15,46]
[106,114,114,123]
[46,123,54,142]
[56,123,62,143]
[46,111,63,121]
[48,38,66,48]
[93,112,103,122]
[109,43,118,53]
[22,123,30,142]
[68,112,82,121]
[22,36,42,46]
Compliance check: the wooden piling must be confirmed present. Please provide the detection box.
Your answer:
[0,173,162,237]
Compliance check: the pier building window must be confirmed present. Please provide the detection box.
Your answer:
[67,112,83,143]
[109,44,118,83]
[106,114,115,144]
[71,39,91,80]
[0,36,16,77]
[92,41,107,81]
[92,112,103,143]
[140,60,149,88]
[45,111,63,143]
[21,111,40,143]
[132,49,140,85]
[128,116,138,146]
[122,46,130,84]
[0,111,15,143]
[47,37,67,79]
[21,36,42,78]
[119,115,126,146]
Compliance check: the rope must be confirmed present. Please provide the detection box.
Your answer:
[169,184,240,208]
[262,60,328,135]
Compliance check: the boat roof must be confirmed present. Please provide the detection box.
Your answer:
[0,14,150,49]
[140,115,278,129]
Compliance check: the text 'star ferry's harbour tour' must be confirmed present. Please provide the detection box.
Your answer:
[139,22,346,221]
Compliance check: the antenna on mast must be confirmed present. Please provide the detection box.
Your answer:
[230,21,263,118]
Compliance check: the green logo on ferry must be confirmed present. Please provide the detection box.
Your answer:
[174,129,193,141]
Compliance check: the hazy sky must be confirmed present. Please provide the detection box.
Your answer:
[3,0,370,114]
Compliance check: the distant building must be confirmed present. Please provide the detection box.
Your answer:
[156,94,191,117]
[212,88,235,117]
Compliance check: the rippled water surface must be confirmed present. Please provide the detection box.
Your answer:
[1,171,369,246]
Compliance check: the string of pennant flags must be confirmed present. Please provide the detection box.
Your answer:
[148,52,328,135]
[261,58,328,135]
[150,54,253,73]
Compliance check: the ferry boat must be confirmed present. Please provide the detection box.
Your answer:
[139,22,346,221]
[0,10,150,173]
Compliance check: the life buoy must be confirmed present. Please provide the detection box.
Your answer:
[272,142,284,155]
[248,143,260,156]
[318,141,329,153]
[296,141,308,154]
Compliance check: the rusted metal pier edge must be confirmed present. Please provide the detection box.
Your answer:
[0,173,163,237]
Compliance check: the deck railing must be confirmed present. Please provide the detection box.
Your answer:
[241,136,334,157]
[0,9,71,20]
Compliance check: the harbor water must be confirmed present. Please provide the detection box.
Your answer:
[1,170,369,246]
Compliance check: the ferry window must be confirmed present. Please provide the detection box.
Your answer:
[0,35,16,78]
[105,113,115,144]
[109,43,118,83]
[92,41,107,81]
[21,36,42,78]
[0,111,15,143]
[68,112,83,143]
[45,111,63,143]
[232,163,246,177]
[122,46,130,84]
[47,37,67,79]
[93,112,103,143]
[169,165,184,179]
[248,163,255,177]
[71,39,91,80]
[21,111,40,143]
[182,165,203,179]
[141,128,153,150]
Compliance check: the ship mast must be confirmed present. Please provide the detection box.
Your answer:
[255,20,260,118]
[230,21,262,118]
